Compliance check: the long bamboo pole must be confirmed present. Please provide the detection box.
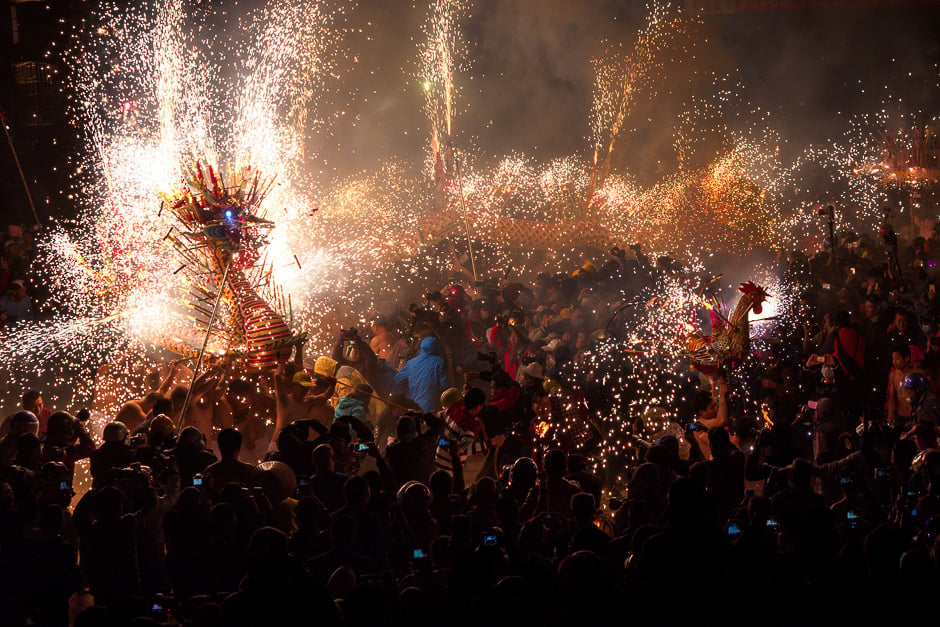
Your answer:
[1,113,41,228]
[178,256,233,427]
[449,141,478,285]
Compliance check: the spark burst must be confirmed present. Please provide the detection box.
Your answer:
[2,1,935,501]
[2,0,341,417]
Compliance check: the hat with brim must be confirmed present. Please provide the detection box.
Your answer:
[440,387,464,410]
[519,362,544,380]
[545,339,565,353]
[293,371,316,387]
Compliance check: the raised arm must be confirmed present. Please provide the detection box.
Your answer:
[155,359,185,395]
[716,377,729,426]
[190,366,223,402]
[272,360,295,443]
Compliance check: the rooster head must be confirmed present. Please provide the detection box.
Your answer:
[739,282,769,315]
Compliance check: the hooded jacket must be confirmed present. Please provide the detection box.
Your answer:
[393,336,450,412]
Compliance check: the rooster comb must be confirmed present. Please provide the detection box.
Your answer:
[739,281,768,297]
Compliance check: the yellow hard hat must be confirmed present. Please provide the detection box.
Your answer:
[314,356,338,378]
[440,387,464,410]
[293,370,316,387]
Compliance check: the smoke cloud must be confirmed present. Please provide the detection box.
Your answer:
[315,1,940,183]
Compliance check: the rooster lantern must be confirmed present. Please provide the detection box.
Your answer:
[685,282,769,377]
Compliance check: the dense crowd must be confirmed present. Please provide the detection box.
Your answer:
[2,215,940,626]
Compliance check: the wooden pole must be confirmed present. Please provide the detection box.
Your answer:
[450,141,479,285]
[1,113,42,228]
[178,256,233,427]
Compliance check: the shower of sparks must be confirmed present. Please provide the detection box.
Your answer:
[1,0,342,419]
[420,0,468,175]
[1,1,936,499]
[588,1,699,197]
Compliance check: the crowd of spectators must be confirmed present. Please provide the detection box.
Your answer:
[2,216,940,625]
[0,224,41,331]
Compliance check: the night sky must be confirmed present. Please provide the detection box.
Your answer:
[1,0,939,223]
[324,0,940,176]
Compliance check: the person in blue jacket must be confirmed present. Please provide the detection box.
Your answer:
[393,336,451,413]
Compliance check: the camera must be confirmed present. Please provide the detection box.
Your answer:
[356,442,371,452]
[875,468,891,480]
[483,534,498,547]
[880,222,898,248]
[360,573,387,587]
[817,205,835,217]
[341,327,360,340]
[58,480,69,491]
[766,518,780,530]
[413,548,428,560]
[193,474,204,486]
[117,463,152,487]
[149,449,176,475]
[726,521,742,537]
[477,350,498,365]
[438,437,452,447]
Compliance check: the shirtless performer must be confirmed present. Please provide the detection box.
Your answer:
[114,391,164,434]
[183,365,228,440]
[690,375,730,461]
[111,358,189,432]
[221,375,276,460]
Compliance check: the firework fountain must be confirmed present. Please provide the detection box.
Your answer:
[1,0,340,420]
[2,0,937,496]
